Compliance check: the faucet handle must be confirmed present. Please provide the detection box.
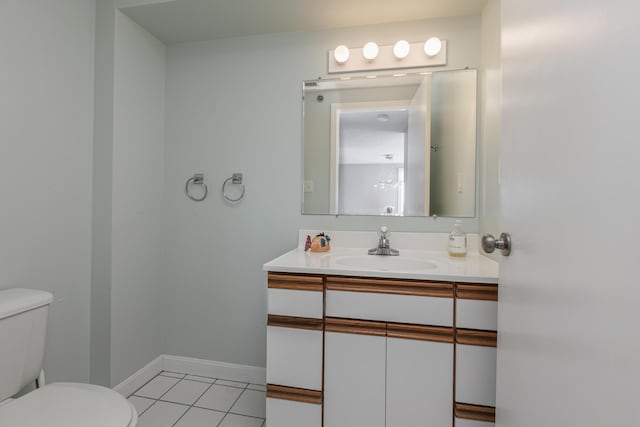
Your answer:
[380,226,389,236]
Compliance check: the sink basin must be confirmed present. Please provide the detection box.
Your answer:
[334,255,438,272]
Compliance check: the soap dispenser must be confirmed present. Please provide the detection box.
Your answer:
[448,221,467,258]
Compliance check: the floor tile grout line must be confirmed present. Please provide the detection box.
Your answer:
[129,371,177,398]
[227,411,267,420]
[154,375,190,403]
[216,382,251,427]
[129,371,184,417]
[170,379,218,427]
[129,395,159,417]
[226,383,266,420]
[135,371,266,425]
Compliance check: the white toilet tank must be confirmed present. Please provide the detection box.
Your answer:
[0,289,54,402]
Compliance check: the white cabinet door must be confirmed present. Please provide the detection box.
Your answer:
[456,299,498,331]
[266,326,323,390]
[324,331,386,427]
[268,288,323,318]
[266,398,321,427]
[456,419,495,427]
[456,344,497,407]
[386,337,454,426]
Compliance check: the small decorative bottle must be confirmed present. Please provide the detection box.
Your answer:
[448,221,467,258]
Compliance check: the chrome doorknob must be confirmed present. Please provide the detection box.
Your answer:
[482,233,512,256]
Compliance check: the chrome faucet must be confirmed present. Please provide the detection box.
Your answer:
[368,226,399,256]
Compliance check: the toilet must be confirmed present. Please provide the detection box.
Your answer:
[0,288,138,426]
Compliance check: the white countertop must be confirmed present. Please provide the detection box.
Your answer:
[263,247,499,284]
[263,229,499,283]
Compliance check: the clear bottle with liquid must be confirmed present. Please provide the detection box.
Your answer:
[448,221,467,258]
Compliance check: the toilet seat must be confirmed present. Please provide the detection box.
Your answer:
[0,382,137,427]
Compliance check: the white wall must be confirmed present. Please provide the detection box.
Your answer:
[479,0,502,260]
[0,0,96,383]
[110,10,166,386]
[163,16,482,368]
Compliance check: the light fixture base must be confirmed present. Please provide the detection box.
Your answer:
[328,40,447,74]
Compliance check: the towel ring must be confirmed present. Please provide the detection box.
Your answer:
[185,173,208,202]
[222,173,245,203]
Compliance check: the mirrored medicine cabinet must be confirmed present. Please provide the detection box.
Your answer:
[302,69,477,218]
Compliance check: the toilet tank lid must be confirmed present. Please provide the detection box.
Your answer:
[0,289,54,320]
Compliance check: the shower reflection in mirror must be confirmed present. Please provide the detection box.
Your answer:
[302,69,477,218]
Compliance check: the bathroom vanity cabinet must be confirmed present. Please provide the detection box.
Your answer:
[265,272,498,427]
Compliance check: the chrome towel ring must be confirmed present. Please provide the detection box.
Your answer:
[185,173,208,202]
[222,173,245,203]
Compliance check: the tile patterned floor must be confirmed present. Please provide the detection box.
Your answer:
[128,371,266,427]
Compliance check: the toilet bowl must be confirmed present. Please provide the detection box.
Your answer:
[0,383,138,426]
[0,288,137,426]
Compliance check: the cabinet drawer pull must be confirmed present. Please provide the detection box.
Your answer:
[456,284,498,301]
[326,276,453,297]
[267,315,324,331]
[267,384,323,405]
[268,273,324,291]
[325,317,386,336]
[387,323,454,343]
[455,403,496,422]
[456,329,497,347]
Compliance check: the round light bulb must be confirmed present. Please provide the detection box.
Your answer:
[424,37,442,57]
[333,45,350,64]
[362,42,379,61]
[393,40,411,59]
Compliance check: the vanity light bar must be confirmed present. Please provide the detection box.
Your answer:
[328,38,446,74]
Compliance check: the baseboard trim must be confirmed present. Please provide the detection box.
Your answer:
[113,355,266,397]
[162,355,266,385]
[113,355,163,397]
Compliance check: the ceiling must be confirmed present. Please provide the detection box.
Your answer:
[120,0,488,44]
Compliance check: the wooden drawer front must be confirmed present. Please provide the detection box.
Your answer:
[455,419,495,427]
[266,384,322,404]
[268,288,323,319]
[456,299,498,331]
[326,290,453,326]
[456,284,498,301]
[266,326,323,390]
[455,403,496,424]
[268,273,323,291]
[326,276,453,297]
[266,397,322,427]
[455,344,497,407]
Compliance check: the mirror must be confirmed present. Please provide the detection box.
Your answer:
[302,69,477,217]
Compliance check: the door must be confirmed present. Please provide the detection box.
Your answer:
[497,1,640,426]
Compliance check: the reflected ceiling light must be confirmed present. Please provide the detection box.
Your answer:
[393,73,407,77]
[377,114,390,123]
[393,40,411,59]
[424,37,442,57]
[363,42,379,60]
[366,75,377,79]
[334,45,350,64]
